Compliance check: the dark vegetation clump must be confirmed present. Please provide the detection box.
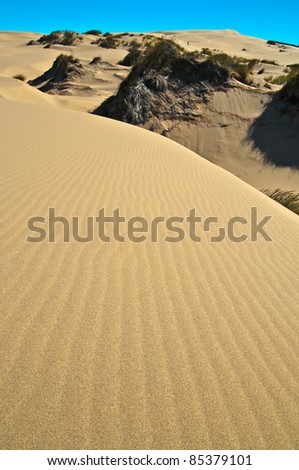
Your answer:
[92,33,118,49]
[279,73,299,105]
[118,44,142,66]
[28,30,80,47]
[261,59,279,65]
[83,30,102,36]
[94,38,229,124]
[28,54,83,92]
[262,189,299,215]
[201,48,258,84]
[267,40,298,48]
[269,64,299,85]
[13,74,26,81]
[99,35,118,48]
[89,56,102,65]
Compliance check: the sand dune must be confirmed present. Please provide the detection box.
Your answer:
[1,96,299,449]
[2,29,299,171]
[166,30,299,67]
[0,76,59,106]
[0,31,131,112]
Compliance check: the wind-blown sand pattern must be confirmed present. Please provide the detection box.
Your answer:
[1,95,299,449]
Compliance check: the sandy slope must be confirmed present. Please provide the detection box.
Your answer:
[165,87,299,191]
[0,76,59,106]
[1,96,298,449]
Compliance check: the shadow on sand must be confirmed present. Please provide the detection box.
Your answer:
[246,96,299,169]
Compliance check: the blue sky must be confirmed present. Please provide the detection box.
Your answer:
[1,0,298,45]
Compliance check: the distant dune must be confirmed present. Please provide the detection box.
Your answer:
[1,29,298,191]
[1,91,299,449]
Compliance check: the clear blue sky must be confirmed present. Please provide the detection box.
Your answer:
[1,0,298,45]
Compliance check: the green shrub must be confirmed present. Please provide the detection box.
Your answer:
[118,45,142,66]
[279,73,299,104]
[28,54,83,92]
[261,59,279,65]
[13,74,26,81]
[94,37,230,124]
[37,30,79,46]
[63,31,78,45]
[262,189,299,215]
[84,30,102,35]
[201,51,258,84]
[116,37,229,91]
[270,75,288,84]
[267,39,299,48]
[129,40,139,49]
[137,38,185,71]
[184,50,201,60]
[98,35,118,49]
[269,64,299,84]
[202,47,213,56]
[89,56,102,65]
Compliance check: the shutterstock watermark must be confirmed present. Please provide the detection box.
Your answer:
[26,207,273,244]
